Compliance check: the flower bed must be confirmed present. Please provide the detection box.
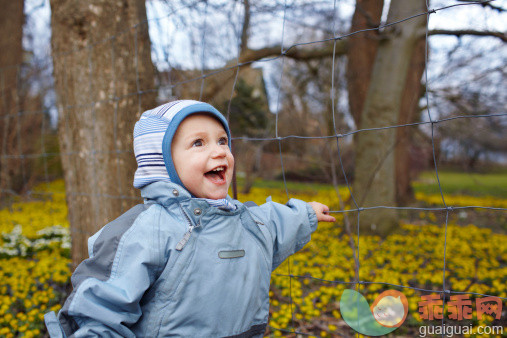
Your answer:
[0,180,505,337]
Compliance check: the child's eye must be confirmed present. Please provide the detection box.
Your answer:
[192,139,203,147]
[218,137,228,145]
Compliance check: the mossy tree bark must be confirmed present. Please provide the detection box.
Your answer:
[395,38,426,205]
[346,0,384,129]
[352,0,427,236]
[50,0,156,267]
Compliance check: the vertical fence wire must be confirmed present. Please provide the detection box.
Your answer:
[228,0,243,201]
[134,26,143,116]
[274,0,296,331]
[0,70,8,195]
[15,65,27,189]
[111,36,125,214]
[199,1,210,101]
[329,0,361,312]
[87,45,100,232]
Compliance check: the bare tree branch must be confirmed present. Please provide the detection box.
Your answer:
[239,18,505,66]
[240,0,250,53]
[428,29,507,42]
[239,40,347,64]
[457,0,506,12]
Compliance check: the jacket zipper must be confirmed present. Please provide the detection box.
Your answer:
[176,205,199,251]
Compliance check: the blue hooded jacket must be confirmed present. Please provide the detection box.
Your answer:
[45,100,318,337]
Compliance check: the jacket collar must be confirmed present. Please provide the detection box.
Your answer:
[140,181,242,224]
[141,181,192,206]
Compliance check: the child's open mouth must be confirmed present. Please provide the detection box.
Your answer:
[204,166,227,184]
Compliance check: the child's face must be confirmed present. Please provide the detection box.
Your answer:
[171,114,234,200]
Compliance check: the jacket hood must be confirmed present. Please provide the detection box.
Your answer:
[133,100,231,189]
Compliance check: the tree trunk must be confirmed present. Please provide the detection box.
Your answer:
[50,0,156,267]
[395,37,426,205]
[346,0,384,129]
[0,0,24,197]
[353,0,427,236]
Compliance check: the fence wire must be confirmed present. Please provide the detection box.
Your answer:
[0,0,506,337]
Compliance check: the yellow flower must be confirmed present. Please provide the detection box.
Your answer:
[2,179,507,335]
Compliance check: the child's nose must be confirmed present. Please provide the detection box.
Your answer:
[210,143,227,158]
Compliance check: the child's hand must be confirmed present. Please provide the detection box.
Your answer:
[308,202,336,222]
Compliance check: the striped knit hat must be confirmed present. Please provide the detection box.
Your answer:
[133,100,232,194]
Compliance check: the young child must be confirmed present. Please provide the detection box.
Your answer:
[45,100,335,337]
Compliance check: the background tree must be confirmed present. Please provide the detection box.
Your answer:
[50,0,157,267]
[0,1,25,195]
[224,78,271,194]
[346,0,383,129]
[1,0,65,207]
[276,52,355,184]
[14,0,505,265]
[347,0,428,209]
[437,89,507,170]
[352,0,427,235]
[150,0,504,224]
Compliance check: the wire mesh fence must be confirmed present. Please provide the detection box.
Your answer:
[0,0,506,336]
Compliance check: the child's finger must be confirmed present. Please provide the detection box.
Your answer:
[319,213,336,222]
[308,202,335,222]
[320,205,334,221]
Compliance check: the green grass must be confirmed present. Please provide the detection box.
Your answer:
[233,177,335,193]
[235,170,507,199]
[413,170,507,198]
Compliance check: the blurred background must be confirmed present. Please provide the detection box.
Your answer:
[0,0,505,336]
